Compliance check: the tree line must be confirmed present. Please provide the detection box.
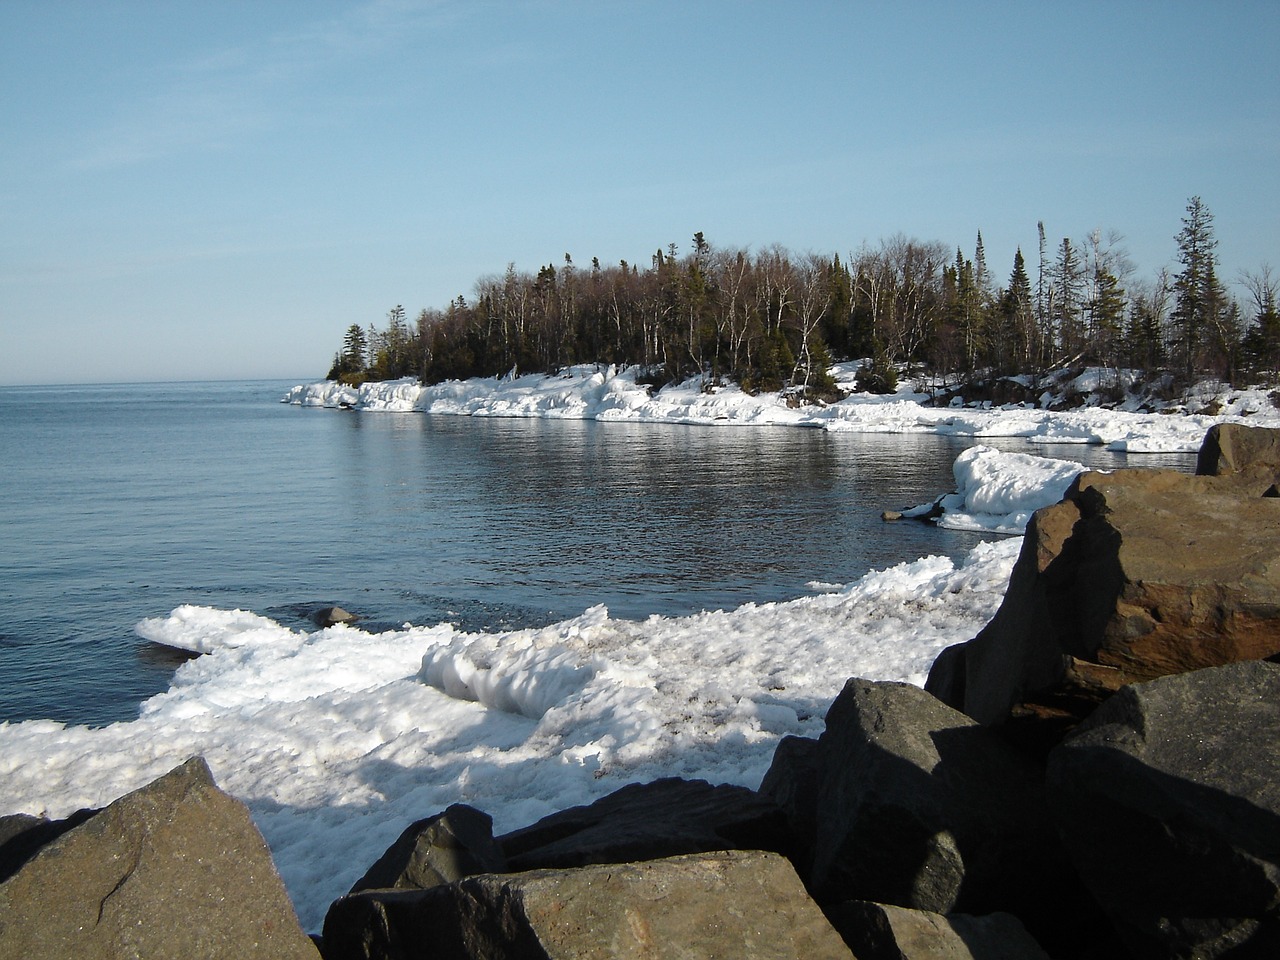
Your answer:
[327,199,1280,401]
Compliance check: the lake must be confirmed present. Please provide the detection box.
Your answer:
[0,379,1189,726]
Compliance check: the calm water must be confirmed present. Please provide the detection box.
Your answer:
[0,380,1192,726]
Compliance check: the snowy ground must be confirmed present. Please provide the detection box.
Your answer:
[2,367,1276,932]
[283,361,1280,453]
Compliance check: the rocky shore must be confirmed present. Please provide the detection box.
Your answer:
[3,424,1279,959]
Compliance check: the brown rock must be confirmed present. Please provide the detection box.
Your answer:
[1196,422,1280,478]
[927,454,1280,741]
[322,850,853,960]
[0,757,318,960]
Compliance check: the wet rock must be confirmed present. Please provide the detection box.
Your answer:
[313,605,358,627]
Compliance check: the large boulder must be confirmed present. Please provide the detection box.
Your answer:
[927,456,1280,741]
[0,757,318,959]
[497,777,792,871]
[1047,660,1280,958]
[760,679,1069,931]
[1196,422,1280,479]
[349,803,506,893]
[322,850,853,960]
[827,901,1050,960]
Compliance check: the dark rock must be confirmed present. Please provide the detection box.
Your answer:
[828,901,1050,959]
[322,850,853,960]
[758,735,824,876]
[928,463,1280,741]
[763,679,1069,931]
[497,776,793,871]
[0,757,318,959]
[349,803,506,893]
[1047,660,1280,959]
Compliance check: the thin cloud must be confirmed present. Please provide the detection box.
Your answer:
[70,0,460,170]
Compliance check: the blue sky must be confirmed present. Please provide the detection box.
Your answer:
[2,1,1277,385]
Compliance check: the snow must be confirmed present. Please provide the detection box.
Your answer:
[903,445,1089,535]
[0,537,1020,933]
[3,368,1276,932]
[282,363,1280,453]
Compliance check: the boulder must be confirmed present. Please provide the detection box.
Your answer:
[348,803,506,893]
[0,757,318,960]
[1196,422,1280,478]
[1047,660,1280,958]
[927,459,1280,741]
[827,901,1050,960]
[322,850,853,960]
[497,777,793,871]
[761,679,1068,928]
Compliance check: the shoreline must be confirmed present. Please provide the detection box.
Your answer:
[283,362,1280,454]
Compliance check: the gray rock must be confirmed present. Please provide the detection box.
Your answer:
[313,605,357,627]
[764,679,1064,924]
[497,777,792,871]
[349,803,506,893]
[0,757,318,960]
[322,850,853,960]
[828,901,1051,959]
[0,808,96,884]
[1047,660,1280,958]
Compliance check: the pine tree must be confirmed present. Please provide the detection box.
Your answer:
[996,249,1035,374]
[1170,196,1221,382]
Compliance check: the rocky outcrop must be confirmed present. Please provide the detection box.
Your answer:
[0,757,318,960]
[827,901,1051,960]
[496,777,792,871]
[1047,660,1280,958]
[348,803,506,894]
[926,437,1280,744]
[323,850,852,960]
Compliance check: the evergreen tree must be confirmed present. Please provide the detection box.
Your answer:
[1170,196,1222,382]
[995,249,1035,374]
[1051,238,1085,363]
[1087,267,1126,366]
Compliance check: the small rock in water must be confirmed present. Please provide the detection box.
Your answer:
[881,510,903,522]
[313,606,358,627]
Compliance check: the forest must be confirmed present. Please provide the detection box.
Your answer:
[326,198,1280,404]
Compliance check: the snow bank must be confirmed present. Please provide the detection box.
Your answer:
[915,446,1086,534]
[0,538,1020,932]
[283,365,1280,453]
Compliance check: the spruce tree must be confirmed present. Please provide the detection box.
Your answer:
[1170,196,1221,382]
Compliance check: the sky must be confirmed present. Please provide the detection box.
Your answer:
[1,1,1277,386]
